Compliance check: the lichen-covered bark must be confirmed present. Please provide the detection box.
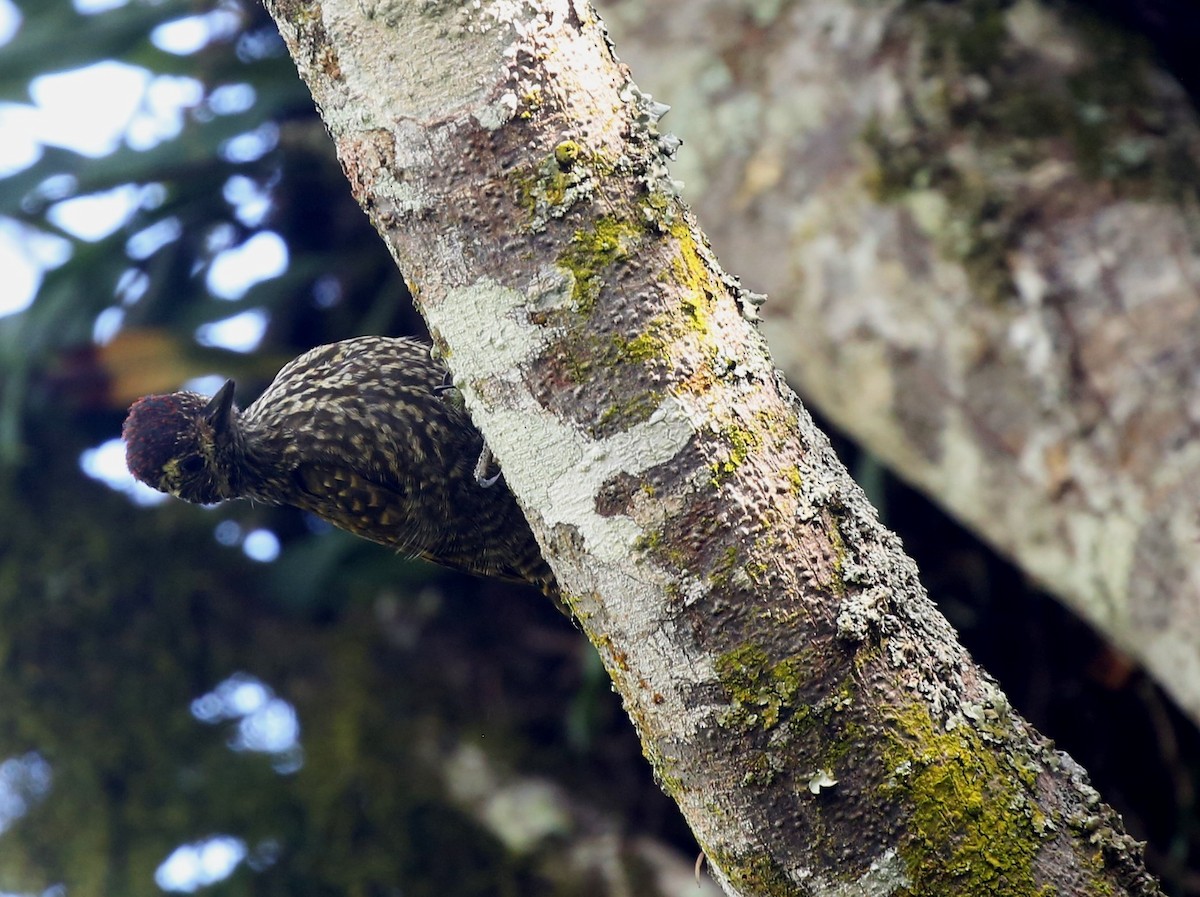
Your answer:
[260,0,1166,893]
[601,0,1200,726]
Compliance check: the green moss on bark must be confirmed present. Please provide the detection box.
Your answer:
[714,644,804,733]
[879,700,1048,896]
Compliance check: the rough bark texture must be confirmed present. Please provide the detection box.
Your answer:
[260,0,1165,893]
[602,0,1200,726]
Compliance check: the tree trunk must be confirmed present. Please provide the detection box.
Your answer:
[260,0,1166,893]
[604,0,1200,726]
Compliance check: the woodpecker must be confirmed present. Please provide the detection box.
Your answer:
[122,336,555,592]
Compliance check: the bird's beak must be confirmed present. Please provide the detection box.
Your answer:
[205,379,236,435]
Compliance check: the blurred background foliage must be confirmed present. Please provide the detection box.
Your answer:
[0,0,1197,895]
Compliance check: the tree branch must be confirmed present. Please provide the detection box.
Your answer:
[260,0,1164,893]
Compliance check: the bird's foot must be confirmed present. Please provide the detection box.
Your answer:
[474,445,501,488]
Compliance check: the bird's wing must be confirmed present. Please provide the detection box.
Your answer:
[289,461,539,588]
[290,462,435,560]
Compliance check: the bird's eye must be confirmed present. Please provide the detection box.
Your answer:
[180,455,205,475]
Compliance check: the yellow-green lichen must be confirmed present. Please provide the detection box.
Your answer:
[594,388,666,433]
[743,558,769,583]
[518,86,543,119]
[664,220,718,341]
[634,190,680,233]
[880,700,1045,896]
[612,329,668,363]
[740,752,779,788]
[708,847,794,896]
[512,146,600,229]
[783,464,803,493]
[513,160,564,211]
[632,526,690,574]
[825,519,848,598]
[544,321,628,385]
[553,139,581,168]
[707,544,742,590]
[633,528,664,553]
[557,217,642,313]
[710,423,762,486]
[715,644,803,732]
[635,729,684,799]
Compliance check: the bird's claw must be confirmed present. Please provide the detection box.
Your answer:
[474,445,501,488]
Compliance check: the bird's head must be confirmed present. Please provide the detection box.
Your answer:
[123,379,240,504]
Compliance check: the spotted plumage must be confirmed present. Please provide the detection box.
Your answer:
[123,336,555,592]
